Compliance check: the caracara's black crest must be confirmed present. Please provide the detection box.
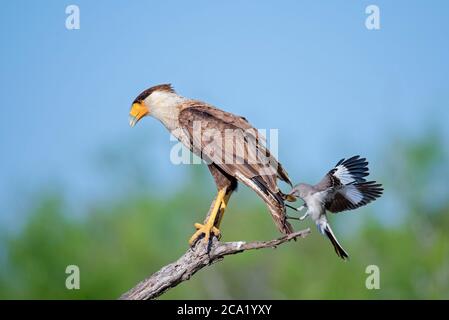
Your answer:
[133,84,175,103]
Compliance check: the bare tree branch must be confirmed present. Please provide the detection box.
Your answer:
[119,228,311,300]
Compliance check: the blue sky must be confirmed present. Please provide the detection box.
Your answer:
[1,1,448,226]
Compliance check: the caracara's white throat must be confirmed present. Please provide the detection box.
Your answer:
[145,91,185,131]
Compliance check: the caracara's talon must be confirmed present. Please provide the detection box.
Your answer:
[194,223,203,230]
[189,188,227,246]
[188,230,202,246]
[189,223,221,246]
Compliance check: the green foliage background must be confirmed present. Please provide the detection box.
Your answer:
[0,135,448,299]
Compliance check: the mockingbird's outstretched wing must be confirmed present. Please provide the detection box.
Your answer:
[315,156,383,213]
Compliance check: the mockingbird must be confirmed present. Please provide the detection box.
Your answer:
[288,155,383,260]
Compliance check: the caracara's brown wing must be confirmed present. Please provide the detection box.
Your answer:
[178,102,292,186]
[178,102,293,234]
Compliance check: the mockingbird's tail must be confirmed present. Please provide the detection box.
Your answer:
[318,221,349,260]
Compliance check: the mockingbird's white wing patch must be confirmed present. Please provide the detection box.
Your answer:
[312,155,383,213]
[332,156,369,185]
[315,155,369,191]
[341,184,364,204]
[325,181,383,213]
[334,165,357,185]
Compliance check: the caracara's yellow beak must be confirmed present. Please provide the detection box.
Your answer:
[129,102,149,127]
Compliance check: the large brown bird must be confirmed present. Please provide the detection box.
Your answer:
[129,84,294,245]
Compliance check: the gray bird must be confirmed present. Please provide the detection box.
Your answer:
[288,156,383,260]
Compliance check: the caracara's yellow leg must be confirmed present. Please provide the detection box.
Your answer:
[189,188,227,245]
[215,192,231,228]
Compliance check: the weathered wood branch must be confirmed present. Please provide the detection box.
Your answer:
[119,228,311,300]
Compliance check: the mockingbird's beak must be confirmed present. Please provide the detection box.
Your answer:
[284,193,297,202]
[284,189,299,202]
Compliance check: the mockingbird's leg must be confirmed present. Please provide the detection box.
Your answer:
[286,212,309,221]
[286,204,309,221]
[286,204,305,211]
[299,211,309,220]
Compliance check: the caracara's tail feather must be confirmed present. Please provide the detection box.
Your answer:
[271,206,294,235]
[237,174,294,235]
[251,176,294,235]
